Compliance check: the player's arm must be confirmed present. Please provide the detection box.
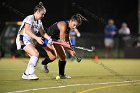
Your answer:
[74,28,81,37]
[57,22,71,45]
[57,21,67,42]
[65,34,70,42]
[24,23,43,44]
[39,27,52,43]
[66,33,76,57]
[65,33,76,56]
[58,22,75,56]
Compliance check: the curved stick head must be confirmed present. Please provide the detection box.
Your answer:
[91,46,95,51]
[77,57,82,62]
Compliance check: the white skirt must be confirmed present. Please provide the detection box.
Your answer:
[16,34,32,50]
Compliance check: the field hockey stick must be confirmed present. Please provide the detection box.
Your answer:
[51,41,82,62]
[74,46,95,52]
[74,53,82,62]
[69,45,82,62]
[52,41,71,49]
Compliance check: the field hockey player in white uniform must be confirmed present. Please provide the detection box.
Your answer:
[16,2,52,80]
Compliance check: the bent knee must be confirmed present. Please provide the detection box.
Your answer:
[32,51,39,57]
[60,55,67,61]
[49,56,56,61]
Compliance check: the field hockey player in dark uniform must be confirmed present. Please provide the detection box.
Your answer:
[41,14,86,79]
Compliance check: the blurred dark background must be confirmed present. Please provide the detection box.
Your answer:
[0,0,138,34]
[0,0,139,58]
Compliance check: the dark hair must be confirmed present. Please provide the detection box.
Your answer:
[34,2,46,13]
[70,14,88,25]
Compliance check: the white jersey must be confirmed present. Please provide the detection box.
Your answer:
[18,15,43,40]
[16,15,43,50]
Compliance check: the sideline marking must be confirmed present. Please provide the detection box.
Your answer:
[5,80,140,93]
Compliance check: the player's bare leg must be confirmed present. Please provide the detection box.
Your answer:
[22,44,39,80]
[54,44,71,79]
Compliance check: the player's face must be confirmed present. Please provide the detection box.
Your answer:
[69,20,79,29]
[36,10,46,20]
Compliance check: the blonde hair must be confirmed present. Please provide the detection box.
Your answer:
[34,2,46,13]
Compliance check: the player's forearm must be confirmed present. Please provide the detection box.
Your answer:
[44,33,51,40]
[25,30,38,40]
[39,28,51,40]
[39,29,45,36]
[65,34,70,42]
[75,29,81,37]
[60,34,66,42]
[77,33,81,37]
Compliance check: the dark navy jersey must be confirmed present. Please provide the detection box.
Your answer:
[47,21,70,41]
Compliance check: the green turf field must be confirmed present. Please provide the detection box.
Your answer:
[0,58,140,93]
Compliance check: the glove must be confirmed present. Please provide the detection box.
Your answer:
[77,33,81,37]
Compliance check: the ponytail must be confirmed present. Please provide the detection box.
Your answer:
[34,2,46,13]
[70,14,88,26]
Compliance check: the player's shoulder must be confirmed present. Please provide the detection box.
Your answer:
[26,15,34,18]
[24,15,34,21]
[57,21,67,29]
[58,21,67,26]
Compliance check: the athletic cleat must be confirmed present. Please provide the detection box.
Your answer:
[59,75,71,79]
[41,65,49,73]
[22,73,28,80]
[22,73,39,80]
[27,74,39,80]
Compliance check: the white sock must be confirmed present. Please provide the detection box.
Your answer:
[25,56,38,75]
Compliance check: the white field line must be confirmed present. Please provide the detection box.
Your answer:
[5,80,140,93]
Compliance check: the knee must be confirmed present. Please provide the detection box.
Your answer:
[49,56,56,61]
[32,51,39,57]
[60,55,67,61]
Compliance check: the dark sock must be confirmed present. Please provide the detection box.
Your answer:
[42,55,52,65]
[58,60,66,76]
